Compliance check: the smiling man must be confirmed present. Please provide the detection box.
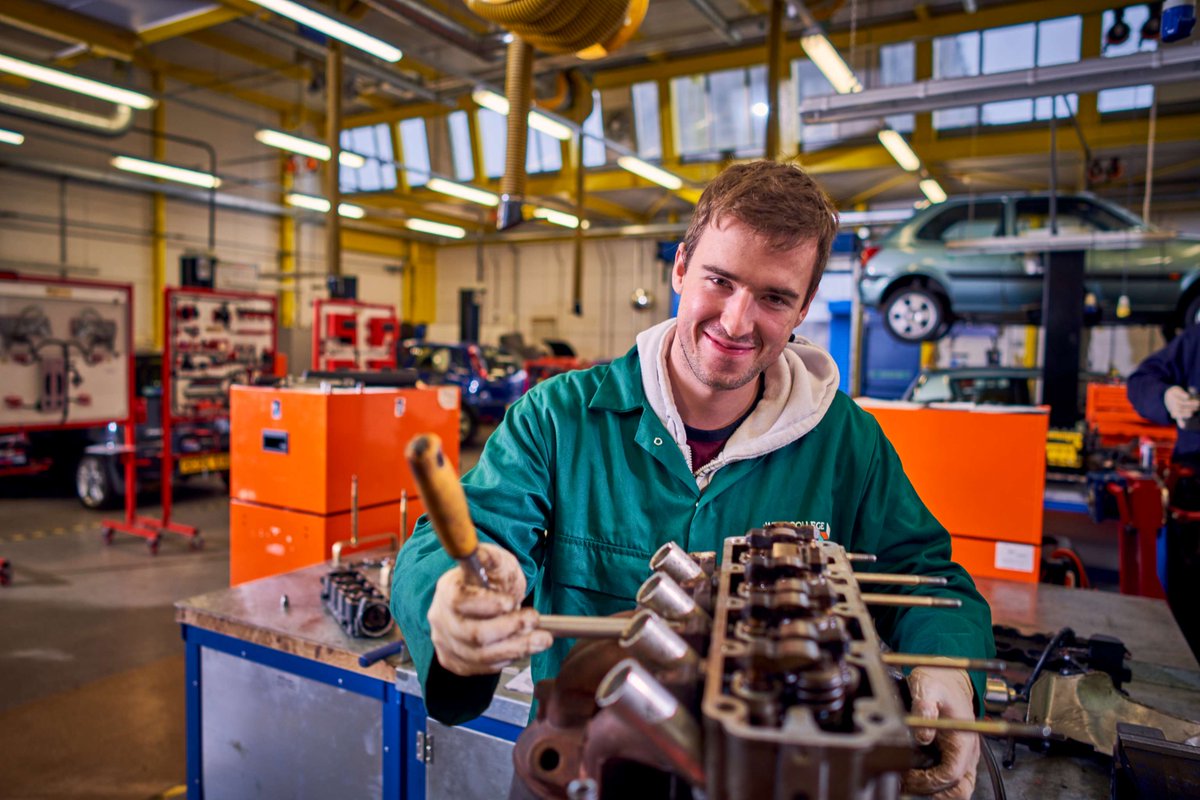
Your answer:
[394,160,994,800]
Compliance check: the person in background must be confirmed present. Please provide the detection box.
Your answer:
[1128,323,1200,462]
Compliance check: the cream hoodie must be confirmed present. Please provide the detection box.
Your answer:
[636,318,840,490]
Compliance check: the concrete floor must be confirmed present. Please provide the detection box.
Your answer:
[0,435,1117,799]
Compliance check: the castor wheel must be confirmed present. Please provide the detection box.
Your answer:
[189,536,205,551]
[147,537,160,556]
[102,529,114,545]
[0,560,11,587]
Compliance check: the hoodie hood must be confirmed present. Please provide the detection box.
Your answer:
[636,318,840,488]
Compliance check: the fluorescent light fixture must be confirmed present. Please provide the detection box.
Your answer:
[0,128,23,146]
[245,0,402,62]
[405,218,467,239]
[0,53,157,109]
[426,177,499,206]
[617,155,684,191]
[255,129,366,167]
[919,178,948,204]
[286,192,364,218]
[470,88,574,141]
[533,207,580,228]
[112,155,220,188]
[751,101,770,118]
[800,34,863,95]
[877,129,921,172]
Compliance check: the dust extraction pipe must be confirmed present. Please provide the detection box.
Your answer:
[464,0,647,231]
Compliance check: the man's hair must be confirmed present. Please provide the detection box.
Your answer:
[681,160,839,307]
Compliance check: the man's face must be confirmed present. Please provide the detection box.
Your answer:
[671,217,816,392]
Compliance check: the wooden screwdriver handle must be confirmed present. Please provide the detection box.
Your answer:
[405,433,479,560]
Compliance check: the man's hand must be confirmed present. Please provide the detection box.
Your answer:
[427,543,553,676]
[902,667,979,800]
[1165,386,1199,426]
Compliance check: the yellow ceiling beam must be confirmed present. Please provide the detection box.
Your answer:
[139,7,244,44]
[352,193,489,229]
[844,172,915,207]
[141,54,306,116]
[344,95,473,128]
[594,0,1117,88]
[0,0,138,61]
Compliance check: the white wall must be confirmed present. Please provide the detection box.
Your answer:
[431,238,672,360]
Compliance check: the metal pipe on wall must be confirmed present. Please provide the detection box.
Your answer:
[326,41,343,277]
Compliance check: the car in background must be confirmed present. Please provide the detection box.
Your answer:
[859,194,1200,342]
[73,353,231,509]
[400,341,527,445]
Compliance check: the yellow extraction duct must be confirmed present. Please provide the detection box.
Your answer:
[465,0,647,230]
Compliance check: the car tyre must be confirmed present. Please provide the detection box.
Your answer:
[883,286,949,342]
[76,455,118,510]
[459,406,479,447]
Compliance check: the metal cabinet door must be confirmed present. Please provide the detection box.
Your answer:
[424,717,516,799]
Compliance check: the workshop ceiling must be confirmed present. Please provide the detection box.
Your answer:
[0,0,1197,236]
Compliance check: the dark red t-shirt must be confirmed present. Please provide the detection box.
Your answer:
[685,381,764,471]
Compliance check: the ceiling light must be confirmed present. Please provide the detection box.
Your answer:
[405,218,467,239]
[111,155,220,188]
[245,0,402,62]
[286,192,364,218]
[426,177,499,206]
[617,155,684,191]
[470,88,574,141]
[255,129,366,167]
[877,129,921,172]
[919,178,948,204]
[751,101,770,117]
[800,34,863,94]
[0,53,156,109]
[0,128,23,146]
[533,207,580,228]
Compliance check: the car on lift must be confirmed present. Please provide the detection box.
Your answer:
[858,194,1200,342]
[399,341,527,445]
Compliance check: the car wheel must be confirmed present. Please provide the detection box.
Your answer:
[76,455,116,510]
[883,286,949,342]
[459,406,479,447]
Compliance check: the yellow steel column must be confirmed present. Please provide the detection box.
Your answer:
[913,36,933,146]
[656,77,677,167]
[466,107,486,183]
[279,147,297,329]
[765,0,784,160]
[920,341,938,370]
[152,71,166,350]
[404,240,437,324]
[1023,326,1039,368]
[325,41,343,276]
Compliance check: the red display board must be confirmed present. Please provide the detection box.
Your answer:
[312,298,399,372]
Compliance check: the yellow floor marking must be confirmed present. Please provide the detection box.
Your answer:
[30,530,45,539]
[10,533,25,542]
[52,527,65,534]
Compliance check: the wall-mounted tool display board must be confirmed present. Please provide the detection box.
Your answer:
[0,275,132,431]
[167,287,277,419]
[312,299,399,372]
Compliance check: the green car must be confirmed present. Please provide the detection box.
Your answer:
[859,193,1200,342]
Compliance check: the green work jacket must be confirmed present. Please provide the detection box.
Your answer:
[392,346,995,725]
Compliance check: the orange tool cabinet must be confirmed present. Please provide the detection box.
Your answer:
[228,385,460,585]
[858,400,1049,583]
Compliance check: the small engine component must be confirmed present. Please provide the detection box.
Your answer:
[212,303,232,328]
[38,356,67,413]
[320,567,395,639]
[176,304,199,321]
[70,312,117,354]
[326,313,357,346]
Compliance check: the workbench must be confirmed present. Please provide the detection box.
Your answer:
[177,565,1200,799]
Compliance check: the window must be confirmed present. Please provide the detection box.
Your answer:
[631,81,661,160]
[793,60,879,150]
[672,66,768,159]
[581,90,607,167]
[398,118,430,188]
[916,201,1005,242]
[339,123,396,193]
[932,16,1081,130]
[478,108,562,178]
[910,374,953,402]
[1099,5,1156,112]
[880,42,915,133]
[1013,197,1133,235]
[447,111,474,181]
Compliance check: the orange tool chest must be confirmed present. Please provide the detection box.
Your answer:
[228,385,460,585]
[858,400,1049,583]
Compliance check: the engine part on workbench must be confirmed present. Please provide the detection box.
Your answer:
[320,567,395,639]
[511,523,1040,800]
[1027,670,1200,754]
[1111,722,1200,800]
[993,625,1133,691]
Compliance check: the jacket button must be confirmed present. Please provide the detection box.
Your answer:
[653,437,663,446]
